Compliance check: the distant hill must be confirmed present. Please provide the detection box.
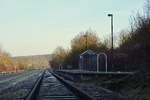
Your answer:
[12,54,52,68]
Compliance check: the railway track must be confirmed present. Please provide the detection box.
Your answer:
[26,70,94,100]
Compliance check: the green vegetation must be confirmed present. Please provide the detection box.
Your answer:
[75,74,150,100]
[124,87,142,97]
[140,93,150,100]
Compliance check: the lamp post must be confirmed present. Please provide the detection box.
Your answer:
[84,34,88,71]
[108,14,114,69]
[84,34,88,50]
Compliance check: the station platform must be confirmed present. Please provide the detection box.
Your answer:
[54,70,137,81]
[57,70,136,75]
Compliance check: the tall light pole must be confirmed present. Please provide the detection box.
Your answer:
[84,34,88,71]
[84,34,88,50]
[108,14,114,69]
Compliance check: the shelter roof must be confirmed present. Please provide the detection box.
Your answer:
[80,49,96,56]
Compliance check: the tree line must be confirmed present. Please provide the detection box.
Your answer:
[50,0,150,73]
[0,47,49,72]
[0,47,14,72]
[0,47,31,72]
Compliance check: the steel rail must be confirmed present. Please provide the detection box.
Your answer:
[51,72,96,100]
[25,70,45,100]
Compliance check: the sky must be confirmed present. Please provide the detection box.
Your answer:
[0,0,145,56]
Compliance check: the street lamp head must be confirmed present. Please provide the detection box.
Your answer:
[108,14,113,16]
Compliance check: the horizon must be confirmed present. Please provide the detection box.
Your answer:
[12,53,52,57]
[0,0,145,56]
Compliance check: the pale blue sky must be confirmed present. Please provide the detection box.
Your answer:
[0,0,145,56]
